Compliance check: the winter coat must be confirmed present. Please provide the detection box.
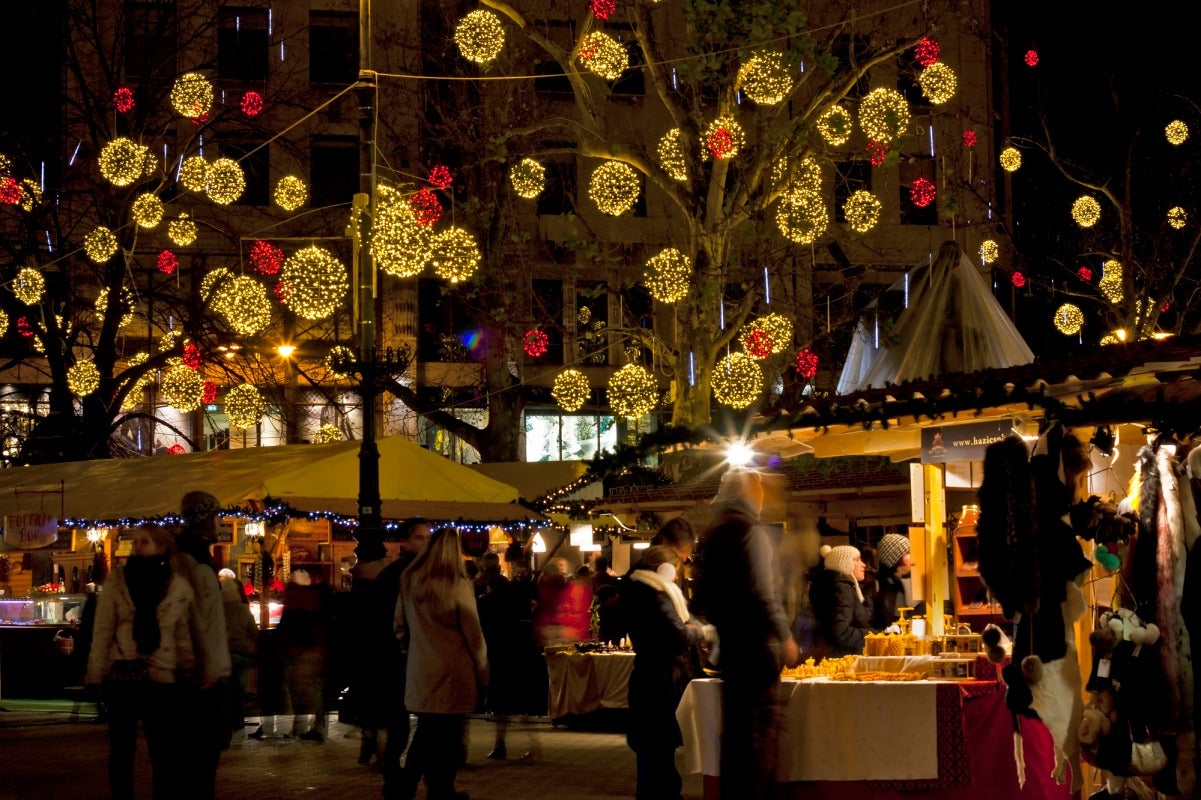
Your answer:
[86,565,196,685]
[809,570,871,659]
[620,569,705,752]
[171,551,231,685]
[278,582,334,656]
[870,566,906,631]
[396,577,488,714]
[219,579,258,658]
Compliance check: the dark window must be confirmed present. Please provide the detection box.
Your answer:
[310,11,358,85]
[899,155,938,225]
[416,279,475,362]
[534,60,573,96]
[897,51,932,110]
[532,279,565,364]
[309,135,357,207]
[577,282,610,365]
[222,139,269,206]
[218,7,269,82]
[124,2,177,85]
[620,283,654,364]
[611,41,645,97]
[834,160,873,223]
[536,159,577,216]
[830,35,871,99]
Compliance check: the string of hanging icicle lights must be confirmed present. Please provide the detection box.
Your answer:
[737,51,791,105]
[430,227,482,284]
[712,352,763,409]
[843,190,882,233]
[552,368,591,412]
[206,158,246,205]
[67,361,101,397]
[454,10,506,64]
[776,191,828,244]
[274,176,308,211]
[817,105,852,146]
[99,138,148,187]
[643,247,692,303]
[12,267,44,305]
[281,246,349,319]
[917,62,957,104]
[1053,303,1084,335]
[218,276,273,336]
[95,287,135,328]
[170,73,214,118]
[1071,195,1101,228]
[180,157,208,192]
[169,214,198,247]
[576,31,628,80]
[607,364,657,418]
[225,383,266,429]
[589,161,640,215]
[160,364,206,411]
[657,129,688,181]
[510,158,547,198]
[858,88,910,142]
[84,227,119,263]
[131,193,164,228]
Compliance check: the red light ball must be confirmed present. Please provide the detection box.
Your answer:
[1010,271,1027,288]
[914,38,941,68]
[409,188,443,227]
[0,178,23,205]
[167,443,186,455]
[589,0,616,20]
[114,87,136,113]
[250,240,285,276]
[157,250,178,274]
[1077,266,1093,282]
[523,329,549,358]
[202,380,218,405]
[962,130,977,148]
[183,342,204,370]
[865,140,889,167]
[241,91,264,117]
[745,328,774,359]
[794,349,819,379]
[910,177,936,208]
[707,128,735,159]
[1024,49,1039,67]
[428,164,453,190]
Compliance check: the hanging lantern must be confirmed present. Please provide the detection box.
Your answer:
[430,227,482,284]
[160,364,206,411]
[553,369,590,412]
[643,247,692,303]
[281,245,349,319]
[712,352,763,409]
[225,383,266,429]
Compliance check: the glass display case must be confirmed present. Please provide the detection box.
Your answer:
[0,594,87,626]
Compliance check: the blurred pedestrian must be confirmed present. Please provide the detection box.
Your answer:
[652,517,697,601]
[218,568,257,744]
[347,536,394,765]
[395,529,489,800]
[86,525,195,800]
[278,567,334,742]
[693,469,797,800]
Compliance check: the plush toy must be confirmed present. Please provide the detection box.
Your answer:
[1078,688,1117,746]
[1100,607,1161,657]
[1094,544,1121,572]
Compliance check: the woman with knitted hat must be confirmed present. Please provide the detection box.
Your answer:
[809,545,872,660]
[871,533,912,631]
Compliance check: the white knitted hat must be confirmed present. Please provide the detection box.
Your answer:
[820,544,860,578]
[877,534,911,570]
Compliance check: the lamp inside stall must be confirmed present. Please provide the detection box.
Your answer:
[725,439,755,468]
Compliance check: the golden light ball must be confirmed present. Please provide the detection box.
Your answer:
[1071,195,1101,228]
[739,313,793,357]
[643,247,692,303]
[95,286,136,328]
[430,227,482,284]
[1100,259,1124,303]
[843,190,882,233]
[131,192,164,228]
[1053,303,1084,335]
[607,364,658,418]
[120,352,153,410]
[657,129,688,182]
[917,62,957,105]
[170,72,214,118]
[511,158,547,199]
[67,361,101,397]
[179,156,208,192]
[273,176,308,212]
[84,226,119,263]
[314,423,343,444]
[999,146,1022,172]
[160,364,206,412]
[19,179,42,212]
[552,369,591,412]
[712,352,763,409]
[99,137,145,187]
[0,310,6,337]
[454,10,506,64]
[817,105,852,146]
[281,245,349,319]
[206,158,246,205]
[218,276,273,336]
[979,239,1000,264]
[858,88,910,142]
[12,267,44,305]
[370,184,432,278]
[1168,207,1187,229]
[1166,120,1189,146]
[703,116,746,160]
[202,267,236,317]
[225,383,266,429]
[324,346,356,380]
[776,190,828,244]
[168,214,198,247]
[589,161,640,216]
[575,31,628,80]
[738,51,792,105]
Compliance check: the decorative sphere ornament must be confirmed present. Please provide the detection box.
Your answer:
[314,423,343,444]
[1011,271,1027,288]
[1099,259,1124,303]
[249,240,285,275]
[179,156,208,192]
[740,313,793,356]
[1053,303,1083,335]
[241,91,263,117]
[1166,120,1190,146]
[522,329,549,358]
[776,191,828,244]
[84,226,120,263]
[170,72,214,118]
[643,248,692,303]
[979,239,1000,264]
[0,310,6,337]
[371,187,432,278]
[589,161,640,216]
[99,138,145,187]
[999,146,1022,172]
[18,179,41,212]
[794,349,819,379]
[156,250,178,275]
[918,62,957,105]
[182,341,203,370]
[817,105,852,146]
[202,381,218,405]
[914,38,941,68]
[738,51,792,105]
[576,31,628,80]
[589,0,616,20]
[430,227,481,284]
[120,352,153,410]
[160,364,206,412]
[858,88,910,142]
[909,178,936,208]
[454,10,506,64]
[607,364,657,418]
[218,276,273,336]
[657,129,688,181]
[281,245,349,319]
[325,346,355,379]
[427,165,453,190]
[743,328,774,359]
[1168,206,1188,229]
[206,158,246,205]
[13,267,45,305]
[1024,49,1039,67]
[1071,195,1101,228]
[95,286,136,328]
[273,176,308,211]
[962,130,977,148]
[553,369,591,412]
[67,361,101,397]
[712,352,763,409]
[131,192,164,228]
[114,87,135,113]
[510,158,547,198]
[843,190,883,233]
[168,214,198,246]
[1077,266,1093,282]
[0,177,21,205]
[408,188,442,227]
[225,383,266,429]
[704,116,745,159]
[865,140,890,167]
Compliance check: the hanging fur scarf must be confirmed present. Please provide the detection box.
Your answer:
[978,435,1039,619]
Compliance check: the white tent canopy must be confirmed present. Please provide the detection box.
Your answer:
[0,437,526,525]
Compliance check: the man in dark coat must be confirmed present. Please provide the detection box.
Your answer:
[693,469,797,800]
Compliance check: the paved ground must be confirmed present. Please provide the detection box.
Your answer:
[0,710,705,800]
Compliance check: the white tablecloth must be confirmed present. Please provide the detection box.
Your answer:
[676,677,939,782]
[544,651,634,719]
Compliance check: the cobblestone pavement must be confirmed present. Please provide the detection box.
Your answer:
[0,712,705,800]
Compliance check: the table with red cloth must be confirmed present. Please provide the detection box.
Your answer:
[676,676,1073,800]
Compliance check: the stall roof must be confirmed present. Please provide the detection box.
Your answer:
[0,436,525,524]
[467,461,591,502]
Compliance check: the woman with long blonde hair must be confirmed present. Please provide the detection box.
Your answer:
[394,528,488,800]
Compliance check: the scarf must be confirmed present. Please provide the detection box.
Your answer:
[123,555,172,655]
[630,568,690,622]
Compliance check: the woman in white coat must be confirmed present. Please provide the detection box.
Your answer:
[395,528,488,800]
[86,525,196,800]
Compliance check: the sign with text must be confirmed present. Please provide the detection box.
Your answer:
[3,512,61,550]
[216,518,235,544]
[920,420,1013,464]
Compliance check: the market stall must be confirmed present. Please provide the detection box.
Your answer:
[544,647,634,719]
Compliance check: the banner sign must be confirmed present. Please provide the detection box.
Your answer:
[3,512,61,550]
[920,420,1013,464]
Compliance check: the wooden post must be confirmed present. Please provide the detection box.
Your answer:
[923,464,948,637]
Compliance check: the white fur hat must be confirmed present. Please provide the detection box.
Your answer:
[820,544,860,578]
